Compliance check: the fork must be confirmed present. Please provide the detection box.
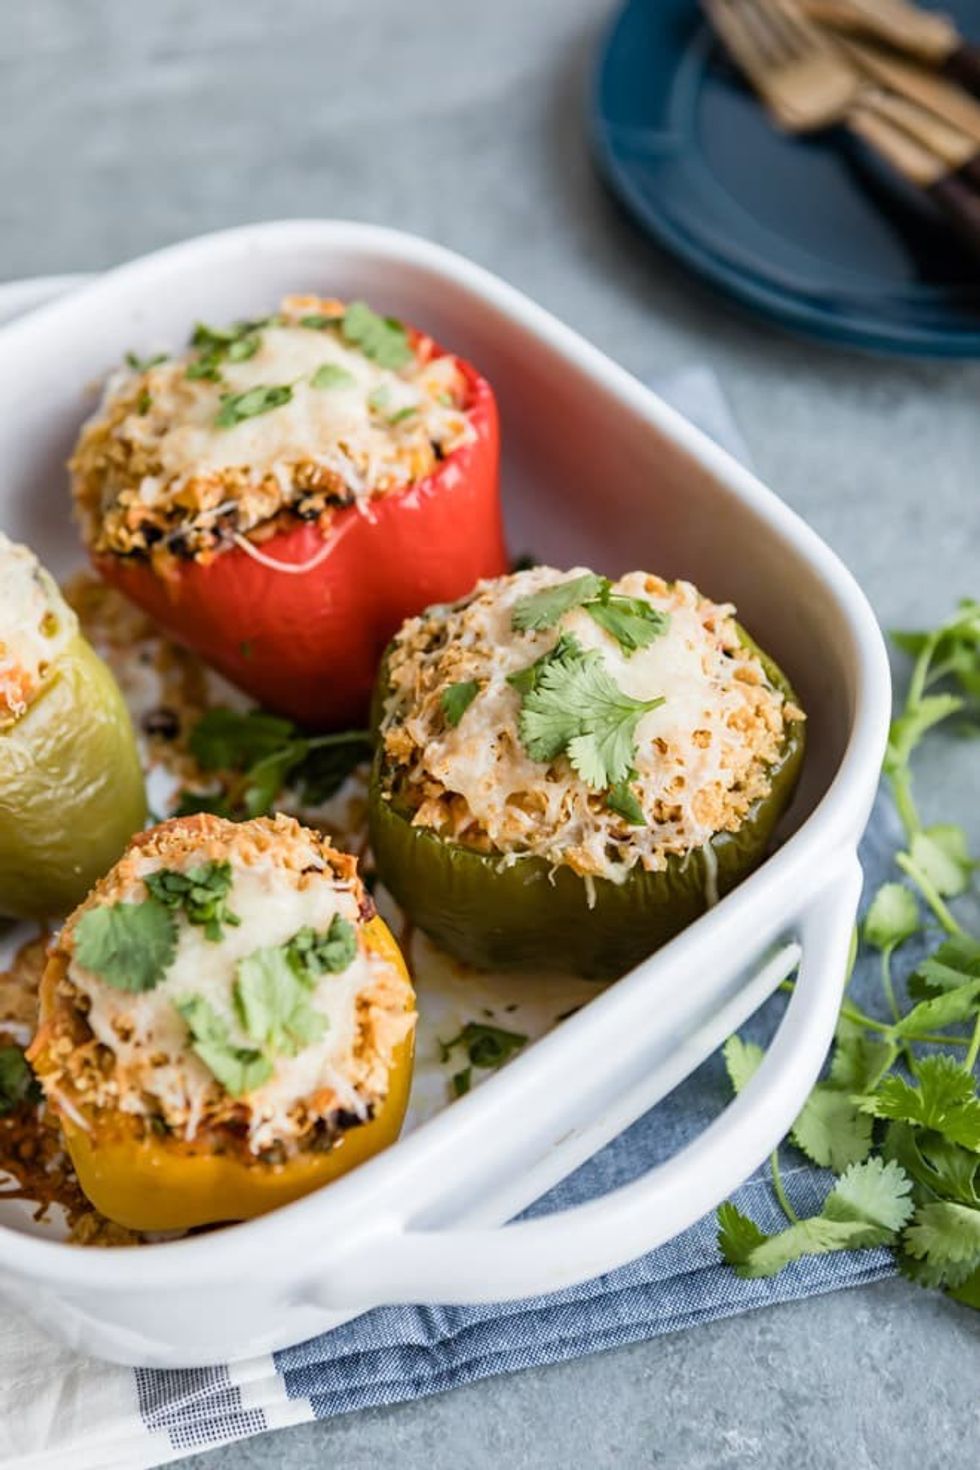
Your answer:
[703,0,980,256]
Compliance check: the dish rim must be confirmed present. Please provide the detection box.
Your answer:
[0,218,891,1288]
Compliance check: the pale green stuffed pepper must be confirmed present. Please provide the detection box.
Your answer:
[0,534,146,918]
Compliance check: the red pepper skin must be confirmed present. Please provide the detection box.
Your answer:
[93,358,505,730]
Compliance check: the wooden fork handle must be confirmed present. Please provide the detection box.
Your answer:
[943,44,980,101]
[925,170,980,256]
[848,108,980,261]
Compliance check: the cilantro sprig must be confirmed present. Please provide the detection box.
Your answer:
[715,601,980,1305]
[511,574,670,656]
[176,707,371,821]
[514,634,664,789]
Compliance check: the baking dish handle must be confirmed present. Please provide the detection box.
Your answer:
[312,855,861,1306]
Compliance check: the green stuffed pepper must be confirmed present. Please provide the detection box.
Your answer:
[0,534,146,919]
[369,566,805,979]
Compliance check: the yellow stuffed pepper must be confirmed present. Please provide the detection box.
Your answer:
[29,812,416,1231]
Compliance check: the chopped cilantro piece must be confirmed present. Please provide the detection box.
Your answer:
[74,898,177,993]
[0,1046,39,1116]
[311,362,356,390]
[441,680,479,727]
[606,774,646,826]
[585,594,670,655]
[177,995,272,1097]
[341,301,413,369]
[287,915,358,980]
[125,350,167,372]
[215,384,292,428]
[511,574,607,633]
[144,861,240,942]
[234,945,328,1057]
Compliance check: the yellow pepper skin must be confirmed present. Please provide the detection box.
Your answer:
[0,633,146,920]
[36,917,415,1232]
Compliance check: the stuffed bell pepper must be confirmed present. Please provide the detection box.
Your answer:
[28,812,416,1231]
[0,533,146,920]
[70,296,506,729]
[369,567,805,979]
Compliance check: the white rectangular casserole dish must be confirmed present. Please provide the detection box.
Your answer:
[0,220,890,1367]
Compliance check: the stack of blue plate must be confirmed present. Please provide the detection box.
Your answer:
[591,0,980,356]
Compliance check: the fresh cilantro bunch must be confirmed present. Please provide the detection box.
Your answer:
[177,706,371,821]
[716,600,980,1308]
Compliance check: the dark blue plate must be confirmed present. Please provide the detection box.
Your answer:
[591,0,980,355]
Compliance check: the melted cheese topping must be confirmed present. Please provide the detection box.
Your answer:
[380,567,802,883]
[51,816,414,1154]
[0,534,77,726]
[70,296,475,563]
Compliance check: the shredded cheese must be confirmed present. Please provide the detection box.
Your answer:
[70,296,476,564]
[0,534,77,726]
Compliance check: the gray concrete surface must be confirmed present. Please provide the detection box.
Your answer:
[1,1,978,1466]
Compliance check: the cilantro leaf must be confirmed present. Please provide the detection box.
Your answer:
[606,775,646,826]
[716,1201,769,1269]
[0,1046,39,1116]
[74,899,177,993]
[511,574,608,633]
[440,1022,527,1073]
[908,828,973,898]
[311,362,356,390]
[441,680,479,728]
[791,1083,874,1171]
[913,935,980,999]
[144,861,240,942]
[862,883,920,951]
[722,1034,764,1095]
[829,1025,897,1094]
[234,945,328,1057]
[177,994,272,1097]
[585,596,670,655]
[183,707,369,818]
[518,640,663,788]
[215,384,292,428]
[885,694,964,774]
[506,633,581,696]
[299,312,343,329]
[341,301,412,369]
[822,1157,914,1233]
[287,915,358,980]
[189,708,296,771]
[904,1202,980,1282]
[125,350,167,372]
[892,978,980,1038]
[859,1056,980,1151]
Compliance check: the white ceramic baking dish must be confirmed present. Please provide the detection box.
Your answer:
[0,221,890,1367]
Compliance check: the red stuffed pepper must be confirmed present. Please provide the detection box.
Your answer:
[70,295,506,728]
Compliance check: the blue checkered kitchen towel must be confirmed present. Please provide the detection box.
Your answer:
[0,370,902,1470]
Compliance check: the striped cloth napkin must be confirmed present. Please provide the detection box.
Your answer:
[0,367,895,1470]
